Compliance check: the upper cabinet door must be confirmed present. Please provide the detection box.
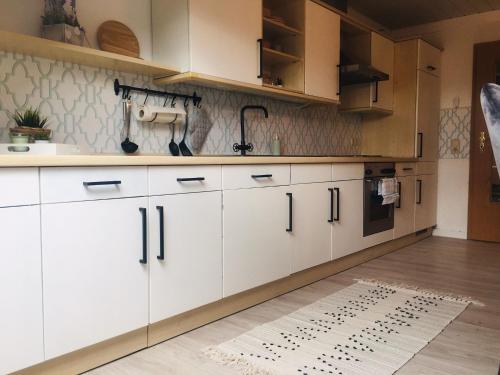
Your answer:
[189,0,263,85]
[371,32,394,112]
[305,1,340,100]
[416,70,440,161]
[418,40,441,77]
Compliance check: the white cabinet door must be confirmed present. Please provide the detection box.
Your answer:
[394,175,416,238]
[290,183,332,273]
[305,0,340,100]
[331,180,365,259]
[189,0,262,85]
[149,192,222,323]
[42,198,149,359]
[223,186,291,296]
[0,206,44,374]
[415,174,438,231]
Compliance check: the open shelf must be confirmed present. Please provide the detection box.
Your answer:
[263,47,302,66]
[0,30,180,78]
[263,17,302,38]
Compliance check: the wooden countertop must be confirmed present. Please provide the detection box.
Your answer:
[0,154,417,167]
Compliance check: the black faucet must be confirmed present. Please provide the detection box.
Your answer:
[233,105,269,156]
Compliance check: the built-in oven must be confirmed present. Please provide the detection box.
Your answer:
[363,163,396,237]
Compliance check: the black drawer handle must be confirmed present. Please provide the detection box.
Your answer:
[334,187,340,221]
[396,181,402,209]
[139,207,148,264]
[417,132,423,158]
[328,188,334,223]
[402,168,414,171]
[426,65,437,71]
[83,180,122,187]
[251,174,273,179]
[156,206,165,261]
[416,179,423,205]
[286,192,293,232]
[177,177,205,182]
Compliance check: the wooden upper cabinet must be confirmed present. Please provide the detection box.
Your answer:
[371,33,394,112]
[417,40,441,77]
[152,0,262,86]
[305,0,340,101]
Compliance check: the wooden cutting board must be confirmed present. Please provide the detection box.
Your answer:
[97,20,140,58]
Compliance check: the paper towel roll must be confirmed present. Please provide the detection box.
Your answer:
[133,104,186,124]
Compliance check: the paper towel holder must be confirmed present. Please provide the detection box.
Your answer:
[114,79,202,109]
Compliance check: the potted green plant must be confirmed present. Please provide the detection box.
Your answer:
[41,0,85,46]
[9,107,52,143]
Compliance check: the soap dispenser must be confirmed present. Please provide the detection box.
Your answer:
[272,134,281,156]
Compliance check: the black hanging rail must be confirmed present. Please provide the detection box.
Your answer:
[113,78,202,108]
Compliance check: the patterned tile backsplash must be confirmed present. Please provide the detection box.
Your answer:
[0,51,363,156]
[439,106,471,159]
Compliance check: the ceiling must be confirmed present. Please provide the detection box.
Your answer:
[348,0,500,30]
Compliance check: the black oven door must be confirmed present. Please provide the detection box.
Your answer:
[363,178,394,237]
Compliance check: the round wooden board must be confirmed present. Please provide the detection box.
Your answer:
[97,20,140,58]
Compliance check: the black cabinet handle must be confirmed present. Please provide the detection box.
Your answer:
[372,80,379,103]
[328,188,334,223]
[139,208,147,264]
[177,177,205,182]
[334,187,340,221]
[426,65,436,71]
[257,39,263,79]
[251,174,273,179]
[156,206,165,261]
[402,167,414,171]
[83,180,121,187]
[286,193,293,232]
[336,64,341,96]
[416,179,422,205]
[417,132,423,158]
[396,181,402,209]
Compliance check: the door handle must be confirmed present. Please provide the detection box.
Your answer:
[417,132,423,158]
[416,180,422,205]
[257,39,263,79]
[334,187,340,221]
[372,80,379,103]
[479,131,486,152]
[286,193,293,232]
[336,64,342,96]
[156,206,165,261]
[139,207,148,264]
[396,181,402,209]
[328,188,334,223]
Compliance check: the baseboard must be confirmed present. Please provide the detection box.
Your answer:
[433,227,467,239]
[148,230,431,346]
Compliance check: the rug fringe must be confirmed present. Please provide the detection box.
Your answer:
[204,346,275,375]
[354,278,484,306]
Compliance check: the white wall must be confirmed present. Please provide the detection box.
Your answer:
[0,0,153,60]
[392,10,500,239]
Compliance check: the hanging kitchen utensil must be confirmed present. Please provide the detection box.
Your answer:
[97,21,140,58]
[179,111,193,156]
[189,107,213,154]
[168,115,180,156]
[121,99,139,154]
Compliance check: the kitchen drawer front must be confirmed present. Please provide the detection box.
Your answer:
[149,166,222,195]
[291,164,332,184]
[0,168,39,207]
[222,164,290,190]
[416,161,437,176]
[396,163,416,177]
[418,40,441,77]
[332,164,364,181]
[40,167,148,203]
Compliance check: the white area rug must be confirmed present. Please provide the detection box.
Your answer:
[206,280,477,375]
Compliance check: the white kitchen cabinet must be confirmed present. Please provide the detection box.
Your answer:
[290,183,333,273]
[305,0,340,101]
[152,0,262,85]
[415,173,438,232]
[41,197,149,359]
[331,179,365,259]
[0,205,44,374]
[394,175,416,238]
[149,192,222,323]
[223,186,291,296]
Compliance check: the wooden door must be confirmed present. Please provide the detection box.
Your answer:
[149,192,222,323]
[189,0,262,85]
[305,0,340,101]
[290,183,332,273]
[331,179,365,259]
[223,186,291,297]
[469,41,500,242]
[394,175,416,238]
[0,206,44,374]
[416,70,440,161]
[42,198,149,359]
[415,174,438,232]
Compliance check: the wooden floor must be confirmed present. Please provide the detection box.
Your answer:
[88,236,500,375]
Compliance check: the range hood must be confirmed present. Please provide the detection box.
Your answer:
[340,64,389,86]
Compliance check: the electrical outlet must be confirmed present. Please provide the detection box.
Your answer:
[451,138,460,156]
